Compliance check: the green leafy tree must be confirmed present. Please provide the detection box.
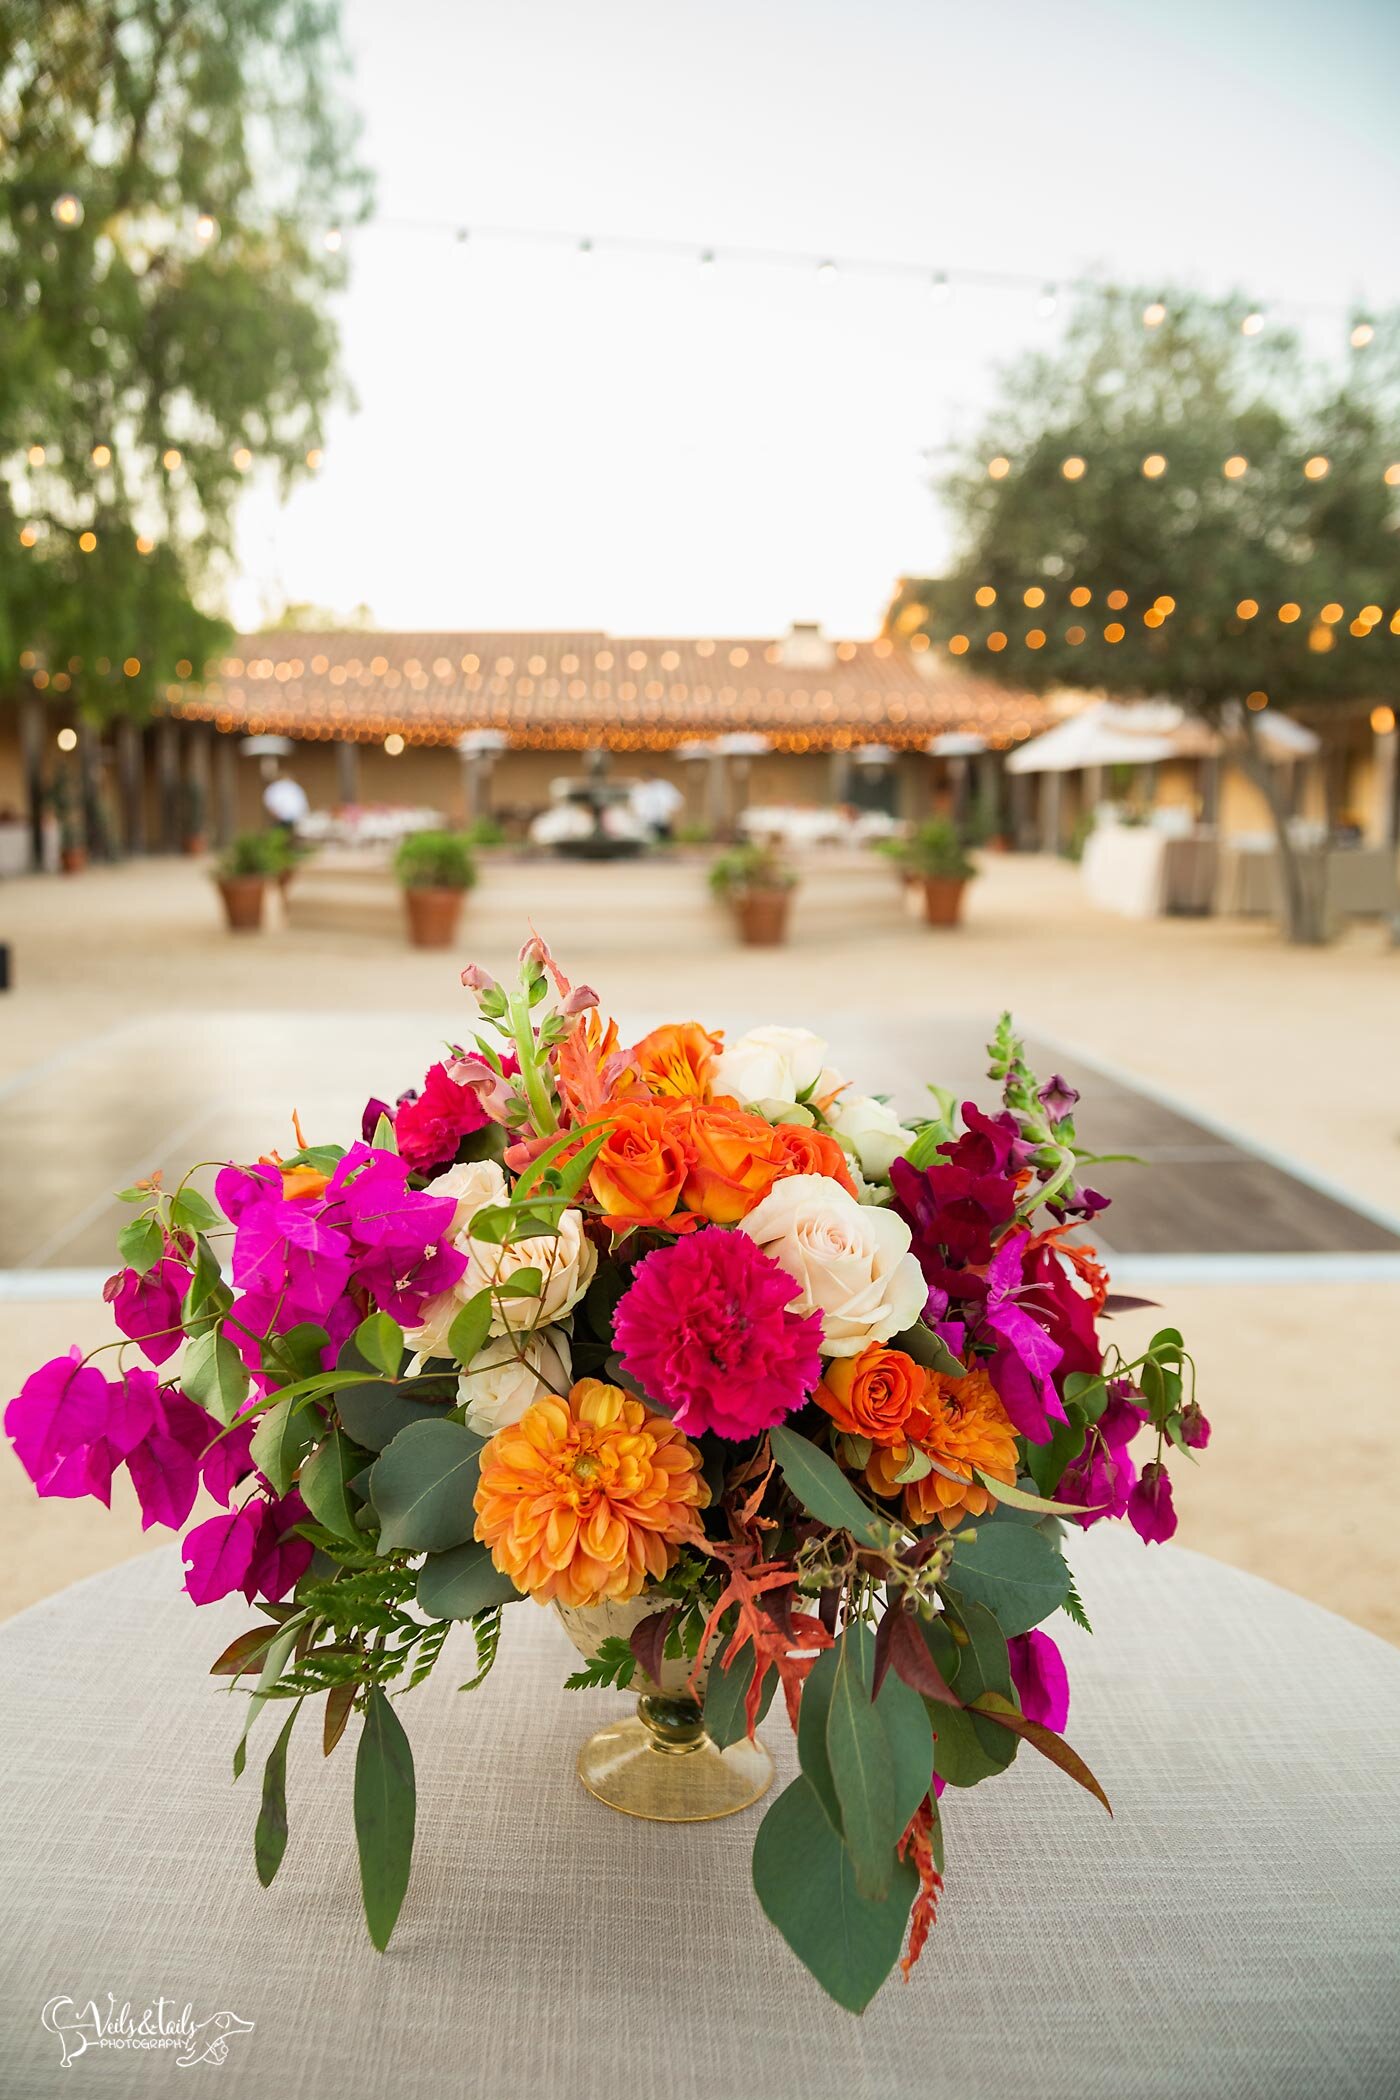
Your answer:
[0,0,371,849]
[889,291,1400,941]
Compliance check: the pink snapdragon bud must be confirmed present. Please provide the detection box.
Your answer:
[446,1054,517,1123]
[460,962,499,995]
[561,984,599,1016]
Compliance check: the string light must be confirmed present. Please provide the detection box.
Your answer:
[1223,455,1248,479]
[1066,624,1086,643]
[383,732,405,755]
[57,726,78,751]
[195,213,218,243]
[975,585,997,606]
[987,631,1007,652]
[1237,599,1258,618]
[27,443,45,466]
[19,524,38,546]
[1023,586,1045,607]
[305,447,323,469]
[1246,690,1269,709]
[1303,455,1330,480]
[232,446,253,472]
[1142,299,1167,328]
[1241,311,1264,337]
[987,456,1011,480]
[52,193,82,227]
[135,534,155,554]
[1069,586,1092,607]
[1106,589,1129,610]
[1350,321,1374,349]
[1278,602,1301,623]
[1141,453,1167,478]
[78,531,96,552]
[323,227,343,253]
[123,657,140,677]
[1386,465,1400,487]
[1025,628,1046,648]
[1372,706,1396,734]
[1320,602,1343,623]
[1061,456,1086,480]
[1104,622,1125,642]
[1153,595,1176,614]
[162,447,182,469]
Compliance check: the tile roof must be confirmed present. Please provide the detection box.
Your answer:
[171,630,1049,752]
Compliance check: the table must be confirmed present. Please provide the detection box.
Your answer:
[2,1533,1397,2100]
[1080,827,1218,918]
[1218,843,1398,920]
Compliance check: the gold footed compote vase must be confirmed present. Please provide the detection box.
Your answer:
[556,1596,774,1822]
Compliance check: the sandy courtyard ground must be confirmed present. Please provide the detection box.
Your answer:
[1,847,1397,1639]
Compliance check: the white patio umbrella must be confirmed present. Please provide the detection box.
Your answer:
[1005,703,1177,774]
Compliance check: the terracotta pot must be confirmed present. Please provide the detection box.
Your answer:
[922,875,968,927]
[217,875,266,931]
[403,884,464,949]
[182,833,207,857]
[59,846,87,875]
[735,887,791,946]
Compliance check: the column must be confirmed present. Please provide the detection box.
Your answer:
[185,726,212,847]
[336,738,360,807]
[1039,772,1062,855]
[156,719,180,851]
[19,694,46,871]
[214,731,238,846]
[828,749,852,807]
[117,718,146,854]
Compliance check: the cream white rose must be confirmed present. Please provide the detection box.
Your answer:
[826,1092,916,1182]
[739,1172,926,1356]
[712,1025,845,1108]
[464,1205,597,1334]
[404,1158,593,1349]
[456,1328,573,1437]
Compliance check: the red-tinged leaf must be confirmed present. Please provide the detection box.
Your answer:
[1103,1293,1159,1313]
[889,1610,962,1707]
[628,1606,677,1688]
[968,1692,1113,1814]
[324,1682,356,1758]
[818,1586,840,1637]
[210,1625,283,1678]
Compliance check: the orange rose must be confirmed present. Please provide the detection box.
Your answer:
[770,1121,858,1196]
[590,1100,690,1229]
[676,1100,786,1224]
[632,1021,721,1101]
[864,1368,1018,1530]
[815,1344,924,1446]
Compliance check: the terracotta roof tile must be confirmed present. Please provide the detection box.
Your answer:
[172,630,1048,751]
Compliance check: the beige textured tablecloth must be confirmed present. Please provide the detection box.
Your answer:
[2,1531,1398,2100]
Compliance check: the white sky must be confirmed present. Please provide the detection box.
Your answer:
[229,0,1400,639]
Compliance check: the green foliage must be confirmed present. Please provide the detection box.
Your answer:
[217,829,286,879]
[707,841,797,898]
[254,1704,299,1887]
[181,1325,249,1424]
[1,0,371,708]
[944,1521,1071,1637]
[415,1538,521,1621]
[457,1605,504,1692]
[768,1424,886,1548]
[563,1635,636,1691]
[702,1641,777,1749]
[891,288,1400,723]
[354,1687,416,1951]
[392,830,478,891]
[751,1775,918,2014]
[893,818,975,882]
[368,1418,484,1553]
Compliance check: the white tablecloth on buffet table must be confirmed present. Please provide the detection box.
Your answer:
[1,1532,1397,2100]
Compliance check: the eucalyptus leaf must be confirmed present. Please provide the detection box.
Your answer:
[336,1378,455,1453]
[416,1538,521,1620]
[702,1642,777,1750]
[369,1419,484,1553]
[892,1323,967,1379]
[254,1704,299,1887]
[354,1686,416,1951]
[945,1519,1070,1637]
[768,1425,885,1548]
[752,1775,917,2015]
[826,1624,897,1901]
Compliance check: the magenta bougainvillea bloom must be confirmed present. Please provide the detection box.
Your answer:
[613,1227,823,1440]
[1007,1629,1071,1732]
[104,1259,192,1367]
[4,1348,116,1502]
[181,1488,313,1606]
[1127,1460,1177,1545]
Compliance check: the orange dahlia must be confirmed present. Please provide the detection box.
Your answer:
[473,1377,710,1606]
[864,1367,1019,1530]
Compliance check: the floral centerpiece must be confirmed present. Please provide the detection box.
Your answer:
[6,936,1205,2013]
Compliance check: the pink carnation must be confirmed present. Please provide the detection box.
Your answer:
[393,1061,492,1175]
[613,1228,822,1441]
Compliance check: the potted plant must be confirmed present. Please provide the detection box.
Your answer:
[214,831,283,932]
[900,818,976,926]
[708,841,798,945]
[394,829,477,948]
[177,778,207,856]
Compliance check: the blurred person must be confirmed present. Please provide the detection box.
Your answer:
[263,769,309,836]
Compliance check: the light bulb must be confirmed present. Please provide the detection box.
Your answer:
[1241,311,1264,337]
[53,193,82,227]
[1142,300,1167,328]
[195,212,218,242]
